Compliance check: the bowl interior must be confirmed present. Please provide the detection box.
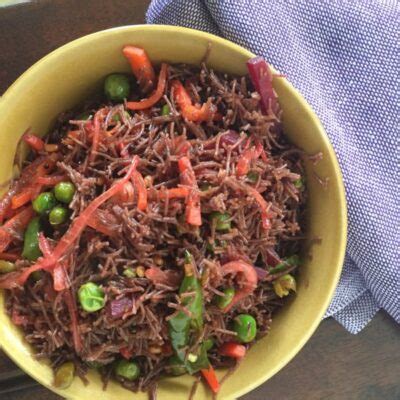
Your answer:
[0,25,346,400]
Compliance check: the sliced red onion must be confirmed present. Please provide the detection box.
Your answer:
[254,267,268,280]
[220,130,240,147]
[108,297,133,319]
[265,248,281,267]
[247,57,278,115]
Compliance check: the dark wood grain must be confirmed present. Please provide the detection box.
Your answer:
[0,1,399,399]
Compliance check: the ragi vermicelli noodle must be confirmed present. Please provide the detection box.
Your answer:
[0,46,307,397]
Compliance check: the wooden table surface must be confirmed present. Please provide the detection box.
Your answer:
[0,1,399,399]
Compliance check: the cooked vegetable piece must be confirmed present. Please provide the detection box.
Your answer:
[0,260,16,274]
[168,251,208,374]
[273,274,296,297]
[247,171,259,183]
[126,63,168,110]
[269,255,300,274]
[294,178,304,189]
[32,192,57,214]
[161,104,170,115]
[104,74,130,102]
[219,342,246,358]
[220,261,258,312]
[78,282,105,312]
[178,157,201,226]
[247,56,278,115]
[201,365,220,394]
[122,45,156,93]
[115,360,140,381]
[233,314,257,343]
[49,206,68,225]
[22,217,42,261]
[210,212,231,231]
[216,287,235,309]
[23,133,44,151]
[171,80,215,122]
[54,361,75,389]
[0,207,34,252]
[54,182,76,204]
[204,338,214,351]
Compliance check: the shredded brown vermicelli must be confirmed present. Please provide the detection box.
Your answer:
[3,61,309,396]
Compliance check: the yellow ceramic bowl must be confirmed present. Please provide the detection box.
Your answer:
[0,25,347,399]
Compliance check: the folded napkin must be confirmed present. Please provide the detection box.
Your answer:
[147,0,399,333]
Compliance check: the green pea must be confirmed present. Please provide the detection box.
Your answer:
[247,171,259,183]
[76,111,92,121]
[233,314,257,343]
[115,359,140,381]
[49,206,68,225]
[273,274,296,298]
[104,74,130,102]
[78,282,105,312]
[0,260,16,274]
[204,338,214,351]
[161,104,170,116]
[54,361,75,389]
[32,192,57,214]
[210,212,232,231]
[167,355,186,376]
[216,287,235,309]
[123,268,136,278]
[22,217,42,261]
[294,178,304,189]
[54,182,76,204]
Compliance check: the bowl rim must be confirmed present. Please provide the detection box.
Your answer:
[0,24,347,399]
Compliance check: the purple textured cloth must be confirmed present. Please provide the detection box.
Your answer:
[146,0,399,333]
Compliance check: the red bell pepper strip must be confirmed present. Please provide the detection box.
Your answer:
[0,157,140,289]
[36,174,68,186]
[23,133,44,151]
[201,365,220,394]
[64,289,82,353]
[126,63,168,111]
[120,346,134,360]
[89,109,104,165]
[178,157,202,226]
[157,187,190,200]
[219,342,246,359]
[0,206,34,252]
[171,80,215,122]
[0,156,55,223]
[245,185,271,230]
[220,260,258,312]
[11,191,33,210]
[122,45,156,93]
[144,266,181,287]
[236,142,264,176]
[38,232,68,292]
[132,171,147,211]
[247,57,278,115]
